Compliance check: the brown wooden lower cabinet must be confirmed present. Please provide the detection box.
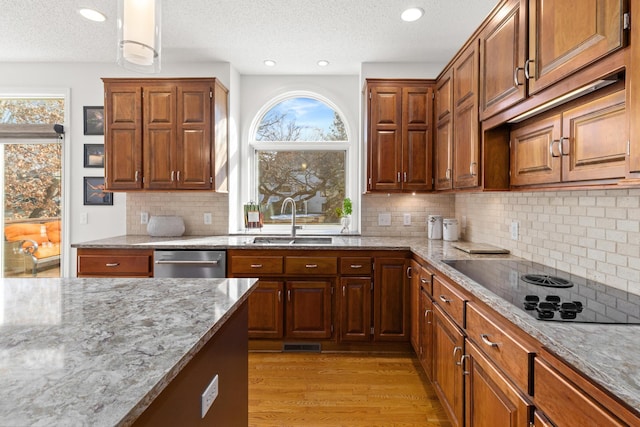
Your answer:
[285,280,333,339]
[338,276,372,342]
[432,303,465,427]
[247,281,283,339]
[374,257,410,341]
[418,287,434,381]
[465,339,533,427]
[76,248,153,277]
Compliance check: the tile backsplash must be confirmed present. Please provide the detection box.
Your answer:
[455,188,640,295]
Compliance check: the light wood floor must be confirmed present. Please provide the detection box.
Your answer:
[248,351,451,427]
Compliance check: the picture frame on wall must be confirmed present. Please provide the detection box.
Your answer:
[83,106,104,135]
[83,144,104,168]
[83,176,113,206]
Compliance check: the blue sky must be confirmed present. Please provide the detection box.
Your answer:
[262,97,341,140]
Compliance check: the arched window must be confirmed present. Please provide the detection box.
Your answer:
[248,94,352,232]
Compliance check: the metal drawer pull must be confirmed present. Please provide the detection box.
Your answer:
[439,295,452,304]
[305,264,318,268]
[461,354,470,375]
[424,309,433,324]
[278,290,282,303]
[524,59,533,80]
[350,264,363,269]
[453,346,462,364]
[250,264,263,268]
[155,260,219,265]
[287,290,291,301]
[514,66,524,86]
[343,286,346,297]
[480,334,500,348]
[420,278,429,284]
[105,263,120,267]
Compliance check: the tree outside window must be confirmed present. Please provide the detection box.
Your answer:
[252,96,349,226]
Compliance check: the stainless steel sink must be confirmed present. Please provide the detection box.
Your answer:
[251,236,332,245]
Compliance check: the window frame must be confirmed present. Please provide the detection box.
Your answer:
[244,90,358,235]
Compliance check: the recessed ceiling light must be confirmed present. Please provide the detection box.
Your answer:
[79,8,107,22]
[317,60,330,67]
[401,7,424,22]
[264,59,276,67]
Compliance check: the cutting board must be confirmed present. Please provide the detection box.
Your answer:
[452,242,510,254]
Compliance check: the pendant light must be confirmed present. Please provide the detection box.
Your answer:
[117,0,161,73]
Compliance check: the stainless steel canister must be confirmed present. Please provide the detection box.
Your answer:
[428,215,443,239]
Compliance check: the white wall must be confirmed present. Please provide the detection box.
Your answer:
[0,61,233,275]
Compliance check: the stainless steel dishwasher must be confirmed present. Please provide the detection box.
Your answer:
[153,250,226,278]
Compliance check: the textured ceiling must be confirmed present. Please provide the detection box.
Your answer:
[0,0,497,74]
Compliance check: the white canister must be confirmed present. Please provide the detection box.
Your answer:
[443,218,459,241]
[427,215,443,239]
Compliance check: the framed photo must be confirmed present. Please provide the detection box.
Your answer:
[83,144,104,168]
[83,177,113,206]
[83,106,104,135]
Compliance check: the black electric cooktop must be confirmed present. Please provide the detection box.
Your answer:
[443,259,640,324]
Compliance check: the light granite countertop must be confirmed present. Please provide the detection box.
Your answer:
[73,234,640,415]
[0,276,257,427]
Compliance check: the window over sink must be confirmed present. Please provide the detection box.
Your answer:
[246,92,356,234]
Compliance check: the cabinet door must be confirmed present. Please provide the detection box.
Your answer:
[528,0,626,94]
[465,340,533,427]
[419,289,434,381]
[285,280,333,339]
[432,304,465,427]
[479,0,527,119]
[104,83,143,190]
[338,277,372,342]
[409,260,421,352]
[452,41,480,189]
[373,257,409,341]
[144,85,177,189]
[434,71,454,190]
[248,281,284,339]
[561,89,627,182]
[510,114,562,186]
[369,85,402,191]
[402,86,433,191]
[176,82,212,189]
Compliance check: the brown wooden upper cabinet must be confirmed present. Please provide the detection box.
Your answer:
[365,79,434,192]
[102,78,228,192]
[511,87,627,186]
[480,0,627,120]
[434,41,481,190]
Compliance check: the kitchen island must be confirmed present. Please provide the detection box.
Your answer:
[73,234,640,417]
[0,276,257,426]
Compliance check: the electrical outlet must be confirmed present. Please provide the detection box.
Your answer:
[378,213,391,226]
[140,212,149,224]
[80,212,88,225]
[510,220,519,240]
[204,213,212,225]
[201,374,219,418]
[403,213,411,226]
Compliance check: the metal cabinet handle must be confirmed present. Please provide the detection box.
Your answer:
[343,286,346,297]
[287,289,291,302]
[135,171,139,182]
[250,264,263,268]
[420,277,430,284]
[105,263,120,267]
[480,334,500,348]
[439,295,452,304]
[524,59,533,80]
[278,290,282,303]
[453,346,463,365]
[350,264,363,269]
[470,162,477,177]
[445,168,451,180]
[550,140,561,158]
[514,66,524,86]
[305,264,318,268]
[397,172,401,183]
[560,137,570,156]
[177,170,181,182]
[424,309,433,324]
[171,171,175,182]
[461,354,470,375]
[406,266,413,279]
[403,172,407,182]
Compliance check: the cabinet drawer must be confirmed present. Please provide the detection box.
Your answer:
[340,257,372,275]
[466,302,535,394]
[433,275,466,328]
[286,256,337,275]
[231,256,283,274]
[77,252,152,277]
